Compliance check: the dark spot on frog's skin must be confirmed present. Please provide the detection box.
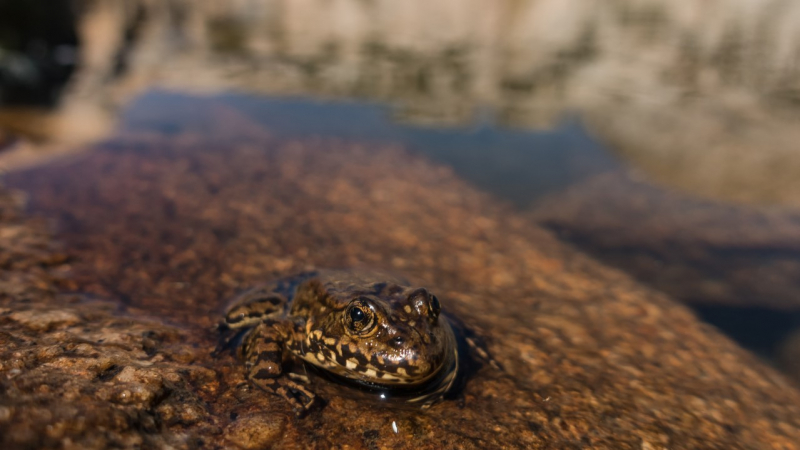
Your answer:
[257,350,281,363]
[253,369,276,380]
[333,352,348,367]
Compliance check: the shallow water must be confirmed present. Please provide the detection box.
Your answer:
[125,91,621,208]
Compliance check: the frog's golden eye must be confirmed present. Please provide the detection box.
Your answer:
[343,298,376,335]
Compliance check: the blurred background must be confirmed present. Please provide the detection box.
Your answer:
[2,0,800,383]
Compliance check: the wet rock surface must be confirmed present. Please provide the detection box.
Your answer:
[4,128,800,449]
[0,191,219,449]
[532,173,800,383]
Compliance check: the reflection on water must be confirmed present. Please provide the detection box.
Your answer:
[123,91,619,207]
[2,0,800,383]
[3,0,800,192]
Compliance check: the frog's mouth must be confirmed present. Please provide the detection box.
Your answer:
[307,345,448,387]
[344,353,444,387]
[304,320,458,388]
[308,342,460,408]
[354,344,458,391]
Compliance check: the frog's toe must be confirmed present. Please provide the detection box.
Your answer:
[277,380,316,415]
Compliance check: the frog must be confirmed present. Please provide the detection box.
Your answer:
[218,269,462,414]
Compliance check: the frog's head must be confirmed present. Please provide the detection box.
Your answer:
[307,285,456,387]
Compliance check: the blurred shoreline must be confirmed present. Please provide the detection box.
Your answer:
[1,0,800,206]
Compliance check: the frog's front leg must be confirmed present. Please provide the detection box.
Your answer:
[217,285,289,354]
[223,284,288,330]
[243,321,316,414]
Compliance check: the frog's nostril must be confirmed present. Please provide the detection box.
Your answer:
[390,336,406,348]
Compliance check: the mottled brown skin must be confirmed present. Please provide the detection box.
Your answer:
[220,270,458,413]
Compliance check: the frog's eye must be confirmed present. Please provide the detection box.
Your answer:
[408,288,441,320]
[344,298,376,335]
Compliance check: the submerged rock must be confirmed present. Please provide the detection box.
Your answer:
[3,131,800,449]
[0,191,219,449]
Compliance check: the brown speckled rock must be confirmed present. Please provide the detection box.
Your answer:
[0,191,219,449]
[0,296,221,449]
[3,124,800,449]
[224,413,287,450]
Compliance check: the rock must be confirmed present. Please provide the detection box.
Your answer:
[8,309,80,331]
[0,296,221,449]
[0,191,219,449]
[224,414,287,450]
[4,131,800,449]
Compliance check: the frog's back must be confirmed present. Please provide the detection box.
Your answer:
[309,269,410,299]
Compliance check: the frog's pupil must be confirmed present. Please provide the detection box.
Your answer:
[350,307,365,322]
[431,295,440,313]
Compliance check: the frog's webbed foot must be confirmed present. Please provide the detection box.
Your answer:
[249,368,317,416]
[265,377,316,416]
[244,322,318,416]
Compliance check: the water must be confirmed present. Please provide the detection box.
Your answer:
[2,2,800,445]
[123,91,620,208]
